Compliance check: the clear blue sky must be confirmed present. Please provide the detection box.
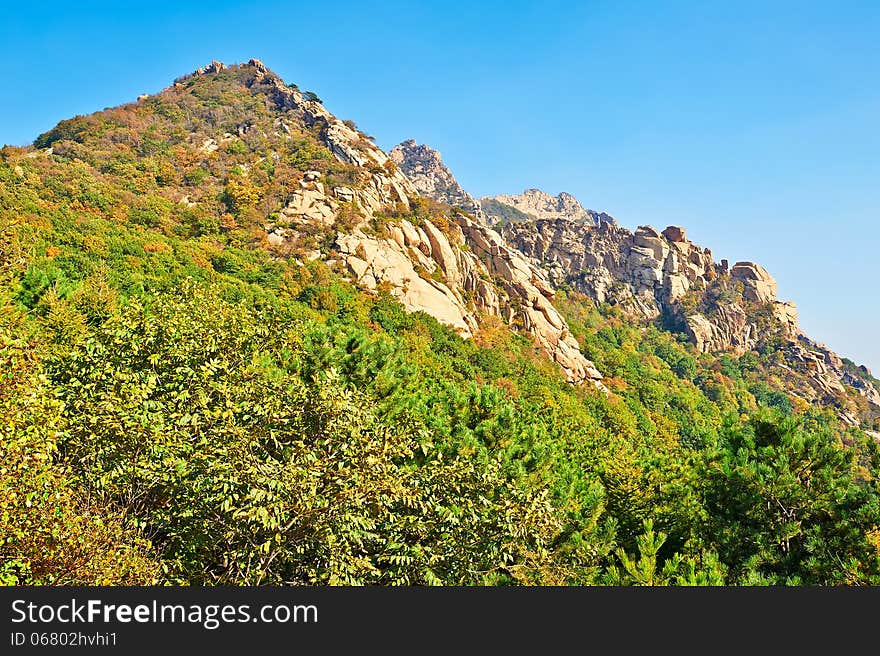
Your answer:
[3,1,878,371]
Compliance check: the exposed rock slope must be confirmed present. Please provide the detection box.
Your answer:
[174,63,602,385]
[358,132,880,424]
[386,133,879,424]
[333,213,602,385]
[502,217,879,422]
[388,140,484,221]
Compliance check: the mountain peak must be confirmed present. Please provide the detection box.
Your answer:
[484,188,616,227]
[27,68,877,423]
[169,58,301,100]
[389,140,483,220]
[390,140,617,228]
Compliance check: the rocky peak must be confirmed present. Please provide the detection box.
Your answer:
[173,59,227,84]
[389,140,484,221]
[173,60,417,217]
[391,139,617,229]
[483,188,617,227]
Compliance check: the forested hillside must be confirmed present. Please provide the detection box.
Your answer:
[2,61,879,585]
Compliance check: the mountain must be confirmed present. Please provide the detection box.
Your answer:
[242,88,601,383]
[4,59,880,587]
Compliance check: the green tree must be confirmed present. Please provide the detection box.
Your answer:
[702,412,880,584]
[0,323,159,585]
[604,520,726,586]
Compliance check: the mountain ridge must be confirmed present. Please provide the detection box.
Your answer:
[21,58,878,418]
[116,59,879,426]
[390,136,879,428]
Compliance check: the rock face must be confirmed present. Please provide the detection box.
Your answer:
[504,219,720,318]
[454,215,603,386]
[782,335,880,426]
[336,227,476,335]
[334,215,603,387]
[501,215,880,421]
[279,170,337,227]
[503,217,803,354]
[731,261,778,304]
[389,140,484,221]
[483,189,617,227]
[503,217,814,357]
[684,305,755,355]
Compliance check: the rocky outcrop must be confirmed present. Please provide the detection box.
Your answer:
[279,170,337,227]
[504,219,719,319]
[333,215,603,387]
[389,140,484,221]
[454,215,603,385]
[503,217,796,353]
[685,305,755,355]
[244,61,416,215]
[731,262,778,304]
[502,215,880,420]
[483,189,617,227]
[336,229,476,335]
[192,67,604,387]
[342,130,877,423]
[186,62,878,417]
[390,140,616,229]
[772,301,799,339]
[174,60,226,83]
[783,336,880,419]
[264,169,409,245]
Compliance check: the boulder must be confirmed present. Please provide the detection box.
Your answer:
[665,274,690,302]
[635,225,661,239]
[336,233,474,335]
[662,226,687,242]
[399,219,422,248]
[633,233,668,262]
[333,187,356,203]
[685,314,715,353]
[771,301,799,339]
[421,220,461,284]
[731,261,778,303]
[266,231,285,247]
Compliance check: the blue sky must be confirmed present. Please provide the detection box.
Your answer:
[3,1,878,371]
